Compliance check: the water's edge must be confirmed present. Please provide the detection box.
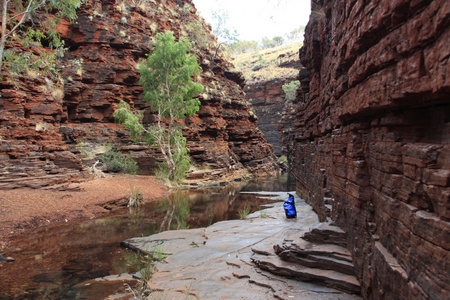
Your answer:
[0,175,295,299]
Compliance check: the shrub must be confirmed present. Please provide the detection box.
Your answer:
[0,0,85,84]
[278,155,288,163]
[259,208,268,218]
[100,148,138,174]
[185,22,210,49]
[282,80,300,101]
[129,183,143,207]
[227,40,259,54]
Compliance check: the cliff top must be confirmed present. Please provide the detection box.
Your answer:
[232,42,301,84]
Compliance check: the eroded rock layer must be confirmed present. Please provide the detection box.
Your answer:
[246,75,302,157]
[0,0,279,189]
[285,0,450,299]
[235,44,303,157]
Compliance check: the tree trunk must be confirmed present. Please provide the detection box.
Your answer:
[0,0,8,72]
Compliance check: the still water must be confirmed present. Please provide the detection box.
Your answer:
[0,176,295,299]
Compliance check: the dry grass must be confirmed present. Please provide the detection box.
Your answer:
[232,42,302,84]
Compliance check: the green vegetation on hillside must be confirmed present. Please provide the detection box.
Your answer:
[0,0,86,77]
[206,8,304,56]
[232,42,301,84]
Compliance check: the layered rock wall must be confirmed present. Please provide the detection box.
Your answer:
[287,0,450,298]
[242,46,303,157]
[246,78,293,156]
[0,0,279,188]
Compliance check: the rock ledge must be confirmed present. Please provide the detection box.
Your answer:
[122,192,362,299]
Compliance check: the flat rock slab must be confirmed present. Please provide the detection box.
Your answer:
[123,192,362,299]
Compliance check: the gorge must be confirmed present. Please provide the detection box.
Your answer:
[0,0,449,299]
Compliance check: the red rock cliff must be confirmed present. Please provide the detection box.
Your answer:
[286,0,449,298]
[0,0,279,188]
[234,44,303,157]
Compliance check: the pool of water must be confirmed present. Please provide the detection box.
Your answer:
[0,175,295,299]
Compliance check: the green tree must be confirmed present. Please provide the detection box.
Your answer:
[0,0,85,74]
[227,39,259,55]
[211,9,238,45]
[114,32,203,183]
[286,26,305,43]
[272,36,284,46]
[210,8,239,57]
[282,80,300,101]
[261,36,274,49]
[261,36,284,49]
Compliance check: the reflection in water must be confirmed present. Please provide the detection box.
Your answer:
[158,191,191,232]
[0,175,295,299]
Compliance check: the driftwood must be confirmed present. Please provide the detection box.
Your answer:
[90,160,108,178]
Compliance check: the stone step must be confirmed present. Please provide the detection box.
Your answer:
[275,237,355,275]
[252,254,361,295]
[275,247,356,276]
[303,222,347,247]
[280,237,353,262]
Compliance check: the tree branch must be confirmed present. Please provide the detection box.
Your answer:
[4,0,35,40]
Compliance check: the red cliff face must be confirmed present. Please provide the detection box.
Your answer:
[286,0,449,298]
[286,0,450,298]
[246,78,293,157]
[0,0,279,188]
[236,44,303,157]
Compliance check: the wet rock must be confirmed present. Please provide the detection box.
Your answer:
[123,192,361,299]
[71,274,139,300]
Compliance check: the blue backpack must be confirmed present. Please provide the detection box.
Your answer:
[283,193,297,219]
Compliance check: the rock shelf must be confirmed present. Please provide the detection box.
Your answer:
[122,193,362,299]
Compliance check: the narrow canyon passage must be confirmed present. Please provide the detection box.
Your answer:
[0,0,448,299]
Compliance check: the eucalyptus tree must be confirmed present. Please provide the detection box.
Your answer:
[114,31,204,183]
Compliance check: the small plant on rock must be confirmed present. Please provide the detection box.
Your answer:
[185,22,210,49]
[278,155,288,163]
[259,208,268,218]
[238,205,251,219]
[154,245,166,262]
[125,257,155,300]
